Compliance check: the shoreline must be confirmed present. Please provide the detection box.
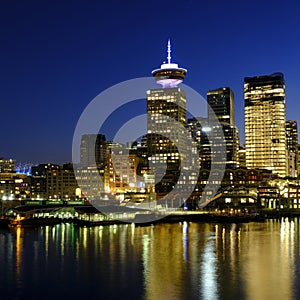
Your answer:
[2,209,300,228]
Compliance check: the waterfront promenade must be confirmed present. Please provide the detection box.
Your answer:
[1,202,299,227]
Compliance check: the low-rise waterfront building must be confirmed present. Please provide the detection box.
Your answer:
[46,164,80,200]
[0,173,31,200]
[0,158,15,173]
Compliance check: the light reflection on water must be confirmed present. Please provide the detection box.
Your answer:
[0,219,299,300]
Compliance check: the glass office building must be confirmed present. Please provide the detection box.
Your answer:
[244,72,288,177]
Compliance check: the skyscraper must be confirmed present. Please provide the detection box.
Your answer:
[80,134,106,168]
[207,87,239,169]
[78,134,107,198]
[207,87,234,125]
[244,72,287,177]
[147,40,187,198]
[286,120,298,178]
[187,117,211,169]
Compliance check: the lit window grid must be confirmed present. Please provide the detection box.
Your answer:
[245,100,287,177]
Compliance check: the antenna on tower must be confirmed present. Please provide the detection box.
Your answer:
[152,39,187,88]
[167,39,171,64]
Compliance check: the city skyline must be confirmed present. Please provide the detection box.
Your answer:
[1,0,300,164]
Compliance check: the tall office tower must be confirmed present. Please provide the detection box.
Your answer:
[78,134,107,198]
[221,124,239,168]
[187,117,211,169]
[147,40,187,198]
[207,87,235,125]
[244,72,288,177]
[187,117,204,153]
[286,120,298,178]
[80,134,106,168]
[207,87,239,169]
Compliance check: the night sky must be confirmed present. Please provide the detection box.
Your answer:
[1,0,300,165]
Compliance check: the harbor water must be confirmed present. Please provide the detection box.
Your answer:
[0,219,300,300]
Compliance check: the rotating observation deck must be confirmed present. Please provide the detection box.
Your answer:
[152,40,187,88]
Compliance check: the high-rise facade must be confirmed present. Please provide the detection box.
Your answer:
[80,134,106,168]
[244,72,288,177]
[147,88,187,164]
[286,120,298,178]
[77,134,107,199]
[221,123,239,168]
[187,117,211,169]
[147,40,187,198]
[207,87,235,125]
[207,87,239,169]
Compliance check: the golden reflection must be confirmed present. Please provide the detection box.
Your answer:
[201,235,218,300]
[45,225,50,259]
[143,223,217,300]
[98,226,103,242]
[142,234,150,285]
[290,220,295,258]
[214,223,243,299]
[130,223,135,246]
[215,224,219,253]
[222,227,226,260]
[229,224,236,271]
[5,219,299,299]
[143,224,187,300]
[119,225,127,264]
[97,226,103,258]
[15,226,23,283]
[242,219,295,300]
[82,227,87,249]
[52,225,56,241]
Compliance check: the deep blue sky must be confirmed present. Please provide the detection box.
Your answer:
[1,0,300,165]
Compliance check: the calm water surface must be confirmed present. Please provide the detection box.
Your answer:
[0,219,300,300]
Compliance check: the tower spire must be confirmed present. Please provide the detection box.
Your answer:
[152,40,187,88]
[167,39,171,64]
